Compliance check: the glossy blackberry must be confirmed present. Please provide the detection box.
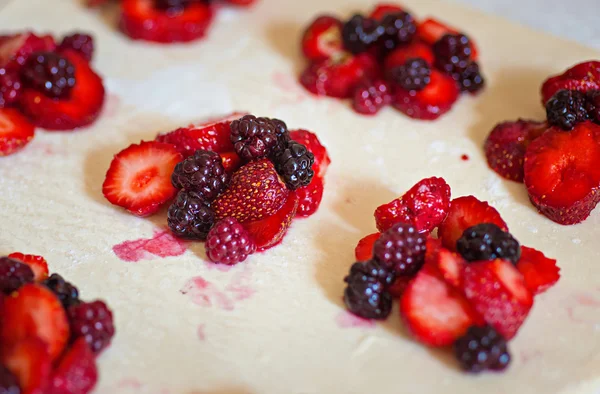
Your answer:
[585,90,600,123]
[0,68,22,107]
[341,14,384,54]
[20,51,76,99]
[391,58,431,91]
[270,117,289,138]
[433,34,472,75]
[59,33,95,62]
[454,325,511,372]
[205,217,256,265]
[167,190,215,240]
[43,273,81,309]
[271,139,315,190]
[0,365,20,394]
[0,256,34,295]
[546,89,589,130]
[230,115,280,161]
[68,300,115,354]
[343,260,394,320]
[373,222,426,276]
[378,11,417,52]
[453,61,485,93]
[171,149,229,201]
[456,223,521,265]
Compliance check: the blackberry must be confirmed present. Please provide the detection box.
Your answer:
[270,117,289,138]
[352,79,392,115]
[585,90,600,123]
[373,222,426,276]
[43,273,81,309]
[343,260,394,320]
[341,14,384,54]
[59,33,95,62]
[391,58,431,91]
[378,11,417,52]
[454,325,511,372]
[0,365,19,394]
[456,223,521,265]
[453,61,485,93]
[20,51,76,99]
[205,217,256,265]
[68,300,115,354]
[271,139,315,190]
[0,256,34,295]
[433,34,472,75]
[171,149,229,201]
[154,0,195,11]
[167,190,215,240]
[230,115,280,161]
[546,89,589,130]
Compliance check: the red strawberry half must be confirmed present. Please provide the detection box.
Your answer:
[2,337,52,394]
[354,232,381,261]
[300,54,368,99]
[301,15,344,62]
[102,141,182,217]
[0,32,56,70]
[0,108,35,156]
[7,253,49,282]
[295,175,324,218]
[434,247,466,288]
[290,129,331,177]
[541,61,600,104]
[517,246,560,295]
[243,193,299,250]
[48,338,98,394]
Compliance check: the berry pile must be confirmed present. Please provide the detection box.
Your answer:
[344,177,560,373]
[484,61,600,225]
[103,113,331,264]
[0,31,105,157]
[299,3,485,119]
[0,253,115,394]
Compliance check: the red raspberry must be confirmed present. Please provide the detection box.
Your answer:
[295,176,324,217]
[0,68,22,107]
[68,300,115,354]
[352,79,392,115]
[205,217,256,265]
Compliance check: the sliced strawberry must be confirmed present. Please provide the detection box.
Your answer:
[438,196,508,251]
[417,18,479,59]
[541,61,600,104]
[484,119,548,182]
[383,41,435,75]
[1,284,69,361]
[0,108,34,156]
[524,122,600,225]
[355,232,381,261]
[1,337,51,394]
[517,246,560,295]
[301,15,344,62]
[388,276,412,298]
[295,175,324,218]
[463,259,533,339]
[119,0,214,43]
[354,52,382,81]
[289,129,331,177]
[48,338,98,394]
[300,54,367,99]
[7,253,49,282]
[0,32,56,70]
[435,247,466,288]
[369,4,406,20]
[219,151,242,174]
[102,141,182,217]
[19,50,105,131]
[243,193,299,250]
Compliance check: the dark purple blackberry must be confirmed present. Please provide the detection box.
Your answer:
[0,365,20,394]
[20,51,76,99]
[341,14,384,54]
[271,139,315,190]
[378,11,417,52]
[0,256,34,295]
[453,61,485,93]
[454,325,511,372]
[546,89,589,130]
[373,222,426,276]
[171,149,229,202]
[433,34,473,75]
[585,90,600,123]
[391,58,431,91]
[68,300,115,354]
[343,260,394,320]
[167,190,215,240]
[43,273,81,309]
[270,118,289,138]
[205,217,256,265]
[230,115,280,161]
[456,223,521,265]
[154,0,194,12]
[59,33,95,62]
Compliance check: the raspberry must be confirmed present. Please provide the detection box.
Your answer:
[167,190,215,240]
[171,149,229,201]
[59,33,95,61]
[373,223,426,276]
[68,300,115,354]
[453,61,485,93]
[378,11,417,52]
[352,79,392,115]
[205,217,256,265]
[545,89,589,130]
[20,51,76,99]
[0,68,22,107]
[454,325,511,372]
[341,14,383,54]
[230,115,280,161]
[0,365,19,394]
[271,139,315,190]
[585,90,600,123]
[391,58,431,91]
[0,256,34,294]
[433,34,473,75]
[456,223,521,265]
[43,273,81,309]
[343,260,394,319]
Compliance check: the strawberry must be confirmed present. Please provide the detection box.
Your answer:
[1,284,69,361]
[541,61,600,104]
[524,122,600,225]
[19,50,105,131]
[224,0,256,5]
[355,232,381,261]
[1,337,52,394]
[484,119,548,182]
[463,259,533,339]
[0,32,56,70]
[392,69,459,120]
[438,196,508,251]
[243,193,299,250]
[220,151,242,174]
[119,0,214,43]
[369,4,406,20]
[300,54,367,99]
[0,108,35,156]
[102,141,182,217]
[212,159,289,223]
[388,276,411,298]
[301,15,344,62]
[48,338,98,394]
[295,175,324,218]
[417,18,479,59]
[7,253,49,282]
[434,247,465,288]
[354,52,381,81]
[383,41,435,76]
[517,246,560,295]
[289,129,331,177]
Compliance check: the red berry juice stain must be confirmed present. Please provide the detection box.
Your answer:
[117,378,143,389]
[272,72,308,105]
[104,93,121,118]
[335,311,376,329]
[113,230,187,262]
[461,154,469,161]
[197,324,206,341]
[566,292,600,325]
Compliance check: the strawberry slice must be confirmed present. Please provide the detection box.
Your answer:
[524,121,600,225]
[2,337,52,394]
[383,41,435,75]
[295,175,325,218]
[301,15,344,62]
[19,50,105,131]
[7,253,49,282]
[435,247,466,288]
[300,54,368,99]
[438,196,508,251]
[417,18,479,59]
[1,284,69,361]
[48,338,98,394]
[0,32,56,69]
[355,232,381,261]
[541,61,600,104]
[290,129,331,177]
[102,141,182,217]
[219,151,242,174]
[243,193,299,250]
[369,4,406,20]
[463,259,533,339]
[0,108,35,156]
[517,246,560,295]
